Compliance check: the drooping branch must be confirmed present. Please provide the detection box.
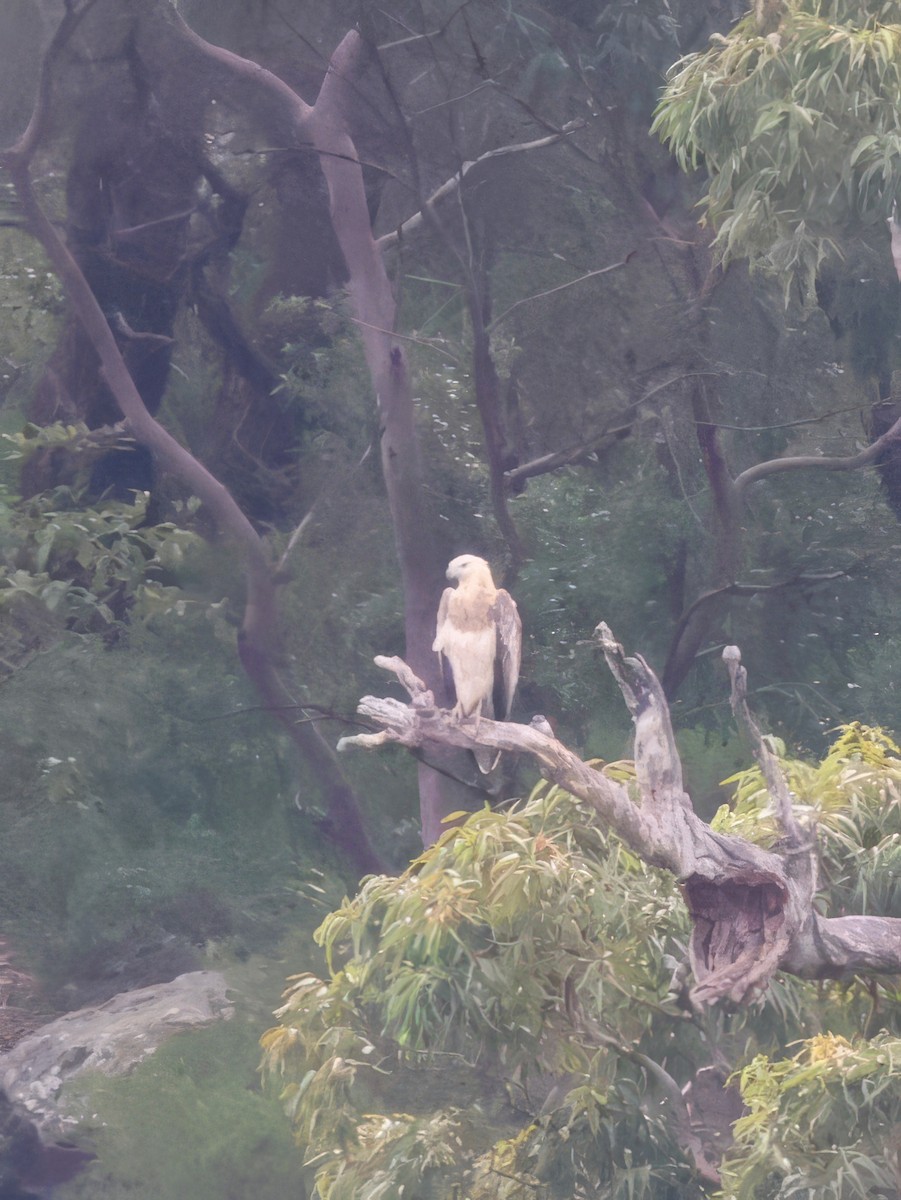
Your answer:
[341,631,901,1003]
[733,409,901,496]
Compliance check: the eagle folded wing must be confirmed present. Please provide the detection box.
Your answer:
[432,555,522,773]
[491,589,521,721]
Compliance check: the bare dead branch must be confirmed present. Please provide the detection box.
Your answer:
[505,423,632,485]
[787,914,901,978]
[343,635,901,1001]
[412,80,495,115]
[595,622,693,816]
[723,647,811,863]
[506,374,725,488]
[663,391,901,695]
[697,403,871,433]
[662,570,847,698]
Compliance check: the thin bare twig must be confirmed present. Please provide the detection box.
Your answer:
[667,570,848,668]
[488,254,636,332]
[504,423,632,485]
[723,646,812,866]
[376,122,584,251]
[345,315,460,360]
[276,444,373,577]
[375,0,476,51]
[697,402,871,434]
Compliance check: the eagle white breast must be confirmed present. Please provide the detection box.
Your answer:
[432,554,522,771]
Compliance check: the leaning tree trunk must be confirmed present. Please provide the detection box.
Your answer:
[3,0,385,877]
[156,6,496,843]
[12,0,495,848]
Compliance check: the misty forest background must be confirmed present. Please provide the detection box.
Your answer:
[2,0,901,1197]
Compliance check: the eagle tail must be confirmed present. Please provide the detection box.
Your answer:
[473,746,501,774]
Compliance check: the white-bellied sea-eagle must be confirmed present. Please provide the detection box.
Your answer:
[432,554,522,772]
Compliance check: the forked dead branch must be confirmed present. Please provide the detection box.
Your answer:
[340,623,901,1006]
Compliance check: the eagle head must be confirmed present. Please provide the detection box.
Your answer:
[446,554,492,584]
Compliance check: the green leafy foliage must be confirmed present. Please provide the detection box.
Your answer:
[595,0,682,75]
[653,1,901,294]
[0,612,311,1001]
[0,225,63,410]
[714,722,901,918]
[266,293,370,445]
[58,1013,306,1200]
[721,1032,901,1199]
[5,4,901,1197]
[263,726,901,1198]
[0,447,202,638]
[262,775,702,1198]
[511,455,692,745]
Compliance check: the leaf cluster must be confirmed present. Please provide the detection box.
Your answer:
[0,443,202,637]
[261,775,698,1197]
[653,1,901,295]
[721,1032,901,1199]
[263,725,901,1197]
[713,723,901,919]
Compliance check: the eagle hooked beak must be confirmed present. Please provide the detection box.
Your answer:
[446,554,481,582]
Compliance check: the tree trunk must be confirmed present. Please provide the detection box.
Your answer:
[134,2,488,842]
[4,0,385,877]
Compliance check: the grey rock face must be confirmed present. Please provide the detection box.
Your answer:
[0,971,233,1130]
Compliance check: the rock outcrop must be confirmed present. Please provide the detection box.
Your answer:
[0,971,233,1131]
